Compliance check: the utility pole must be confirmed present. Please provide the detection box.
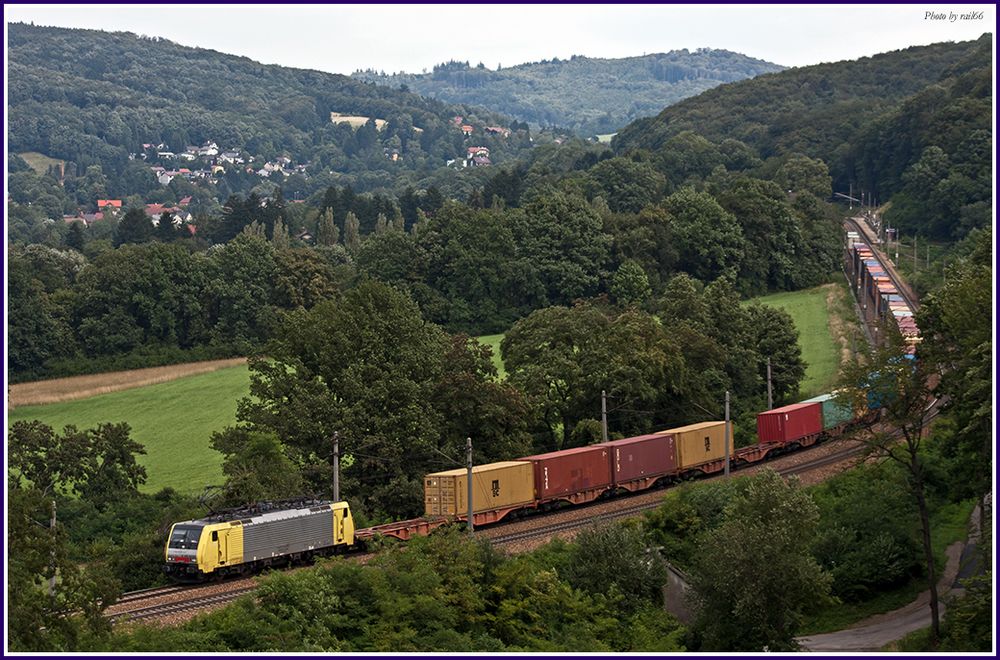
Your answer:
[601,390,608,443]
[724,391,731,478]
[466,437,474,534]
[332,432,340,502]
[848,182,853,210]
[49,500,57,598]
[766,357,773,410]
[914,235,918,273]
[895,230,899,264]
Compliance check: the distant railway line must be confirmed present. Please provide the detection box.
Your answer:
[844,216,920,312]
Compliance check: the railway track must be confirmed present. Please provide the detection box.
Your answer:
[108,586,258,623]
[114,584,194,605]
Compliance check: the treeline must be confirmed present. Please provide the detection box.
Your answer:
[6,22,535,203]
[7,235,352,380]
[353,49,783,135]
[9,128,839,387]
[614,34,992,240]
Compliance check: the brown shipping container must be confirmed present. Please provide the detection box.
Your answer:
[756,402,823,444]
[521,446,613,501]
[599,432,677,484]
[659,421,733,470]
[424,461,534,517]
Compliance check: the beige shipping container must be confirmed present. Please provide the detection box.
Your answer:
[424,461,534,517]
[658,421,734,469]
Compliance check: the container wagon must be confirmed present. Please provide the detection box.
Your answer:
[658,421,733,473]
[598,432,678,492]
[756,401,823,445]
[521,445,613,507]
[801,393,854,431]
[424,461,534,525]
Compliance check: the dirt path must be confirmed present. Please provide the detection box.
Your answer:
[796,499,984,651]
[7,358,247,409]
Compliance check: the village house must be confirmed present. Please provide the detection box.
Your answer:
[464,146,491,167]
[198,141,219,157]
[218,151,244,165]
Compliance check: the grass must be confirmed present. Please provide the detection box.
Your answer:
[7,364,252,496]
[798,498,975,635]
[18,151,65,176]
[884,626,934,651]
[329,112,387,129]
[749,284,847,398]
[8,358,247,407]
[475,333,507,380]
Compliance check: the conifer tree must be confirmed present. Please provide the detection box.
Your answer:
[317,208,339,246]
[272,217,289,249]
[344,212,360,249]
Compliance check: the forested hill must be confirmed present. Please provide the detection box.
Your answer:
[614,35,992,239]
[7,23,532,196]
[351,50,784,136]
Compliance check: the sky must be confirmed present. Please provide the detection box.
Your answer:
[4,3,995,75]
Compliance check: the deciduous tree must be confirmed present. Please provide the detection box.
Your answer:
[837,337,945,642]
[688,469,832,651]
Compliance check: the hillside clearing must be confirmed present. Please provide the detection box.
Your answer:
[18,151,65,176]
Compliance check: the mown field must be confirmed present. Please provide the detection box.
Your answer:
[750,283,851,398]
[7,364,251,495]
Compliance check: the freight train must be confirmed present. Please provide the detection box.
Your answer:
[845,231,921,353]
[165,393,870,580]
[165,228,909,580]
[420,395,865,529]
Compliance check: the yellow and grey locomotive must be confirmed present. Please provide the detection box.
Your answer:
[164,499,354,580]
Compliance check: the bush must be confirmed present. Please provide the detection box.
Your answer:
[810,464,923,601]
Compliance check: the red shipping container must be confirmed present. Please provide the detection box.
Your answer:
[521,446,613,502]
[599,432,677,486]
[757,402,823,444]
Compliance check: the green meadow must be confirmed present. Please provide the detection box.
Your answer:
[749,284,845,398]
[8,364,251,495]
[475,333,507,380]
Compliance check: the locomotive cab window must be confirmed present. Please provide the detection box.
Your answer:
[168,525,203,549]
